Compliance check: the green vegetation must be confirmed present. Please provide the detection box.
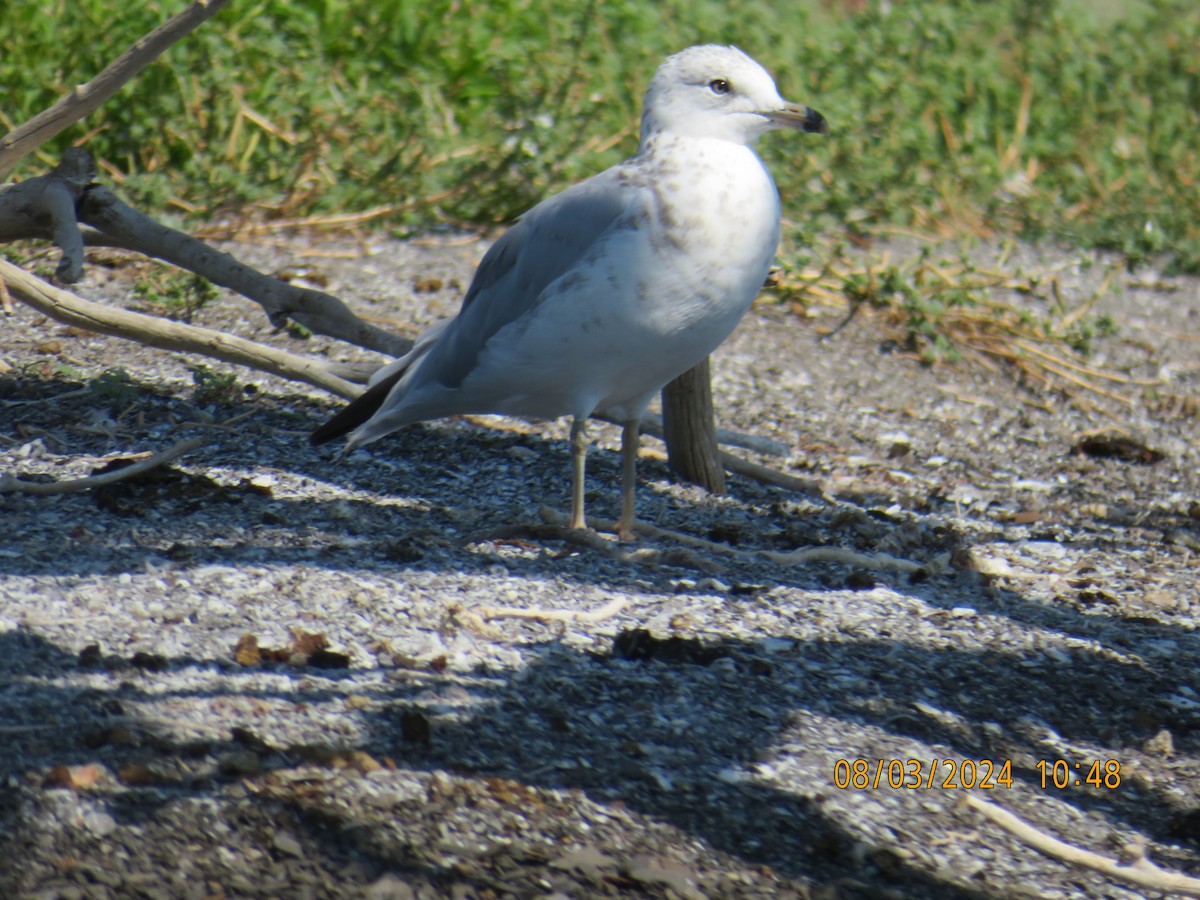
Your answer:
[1,0,1196,270]
[131,270,218,321]
[188,364,241,405]
[87,367,139,407]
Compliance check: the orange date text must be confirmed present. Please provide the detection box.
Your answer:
[832,758,1014,790]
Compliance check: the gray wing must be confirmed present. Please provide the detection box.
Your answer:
[311,165,642,447]
[428,166,637,388]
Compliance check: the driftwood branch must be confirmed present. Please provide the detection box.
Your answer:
[0,0,410,359]
[0,437,207,495]
[0,154,411,356]
[964,795,1200,897]
[661,358,726,493]
[0,259,362,399]
[76,183,411,355]
[0,149,96,280]
[0,0,231,180]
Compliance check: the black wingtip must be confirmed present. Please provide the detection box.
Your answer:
[310,414,351,446]
[310,375,399,446]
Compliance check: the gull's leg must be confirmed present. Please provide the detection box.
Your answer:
[569,416,590,531]
[616,418,640,542]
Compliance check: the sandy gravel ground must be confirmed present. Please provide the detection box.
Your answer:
[1,233,1198,899]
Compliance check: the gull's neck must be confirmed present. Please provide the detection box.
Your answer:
[637,129,764,164]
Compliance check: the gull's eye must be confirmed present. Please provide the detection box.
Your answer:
[708,78,731,95]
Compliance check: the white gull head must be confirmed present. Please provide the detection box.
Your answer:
[639,44,828,148]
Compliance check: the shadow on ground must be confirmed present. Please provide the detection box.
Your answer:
[0,579,1197,897]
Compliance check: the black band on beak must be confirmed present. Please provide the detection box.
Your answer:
[803,107,828,135]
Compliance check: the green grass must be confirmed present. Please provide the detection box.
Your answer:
[188,363,241,405]
[2,0,1197,270]
[87,368,139,408]
[131,270,219,322]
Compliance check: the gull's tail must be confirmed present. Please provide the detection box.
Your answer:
[312,317,450,447]
[309,365,407,446]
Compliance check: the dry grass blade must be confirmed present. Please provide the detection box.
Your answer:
[774,243,1164,412]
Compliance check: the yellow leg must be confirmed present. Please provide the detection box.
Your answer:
[617,418,639,542]
[569,417,589,531]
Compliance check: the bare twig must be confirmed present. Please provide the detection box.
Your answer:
[963,795,1200,898]
[718,450,827,497]
[538,505,929,575]
[454,594,628,638]
[474,597,631,624]
[478,520,666,567]
[0,437,206,495]
[632,411,789,458]
[0,0,232,180]
[0,259,361,399]
[195,206,405,239]
[78,184,411,356]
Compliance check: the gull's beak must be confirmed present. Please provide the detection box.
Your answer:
[765,105,829,135]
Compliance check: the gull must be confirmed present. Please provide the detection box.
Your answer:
[311,45,827,540]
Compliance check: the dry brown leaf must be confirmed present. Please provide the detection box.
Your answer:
[118,763,169,786]
[336,751,382,774]
[233,634,262,666]
[412,276,443,292]
[44,763,103,790]
[289,629,328,657]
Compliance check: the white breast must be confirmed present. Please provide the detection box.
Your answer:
[467,135,781,422]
